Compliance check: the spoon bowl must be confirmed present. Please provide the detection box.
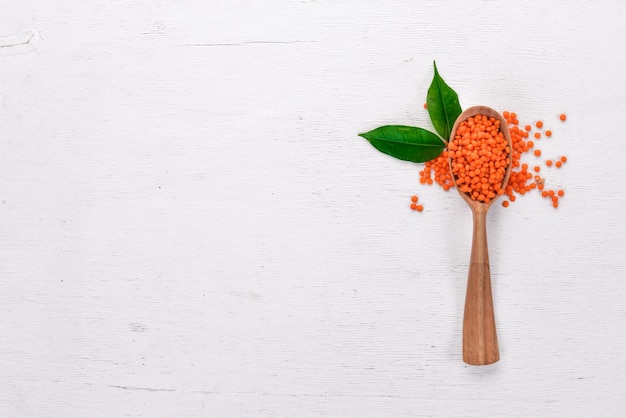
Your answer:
[448,106,513,365]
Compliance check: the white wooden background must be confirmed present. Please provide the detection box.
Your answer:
[2,1,626,417]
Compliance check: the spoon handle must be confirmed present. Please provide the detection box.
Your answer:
[463,207,500,365]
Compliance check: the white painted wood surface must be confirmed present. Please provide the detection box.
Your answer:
[2,1,626,416]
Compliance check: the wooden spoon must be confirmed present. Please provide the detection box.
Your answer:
[448,106,513,366]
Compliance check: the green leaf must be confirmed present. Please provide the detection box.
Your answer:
[427,61,462,141]
[359,125,446,163]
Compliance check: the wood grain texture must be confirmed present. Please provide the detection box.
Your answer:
[2,1,626,417]
[463,206,499,365]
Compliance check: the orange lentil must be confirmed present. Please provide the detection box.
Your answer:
[423,103,428,109]
[534,149,541,157]
[501,112,568,208]
[411,195,418,203]
[410,203,418,210]
[524,125,532,131]
[536,121,543,128]
[560,114,567,121]
[449,114,509,204]
[534,132,541,139]
[421,151,454,191]
[502,200,509,207]
[418,109,567,211]
[558,190,564,197]
[416,204,424,212]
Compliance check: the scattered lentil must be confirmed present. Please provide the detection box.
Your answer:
[416,109,568,211]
